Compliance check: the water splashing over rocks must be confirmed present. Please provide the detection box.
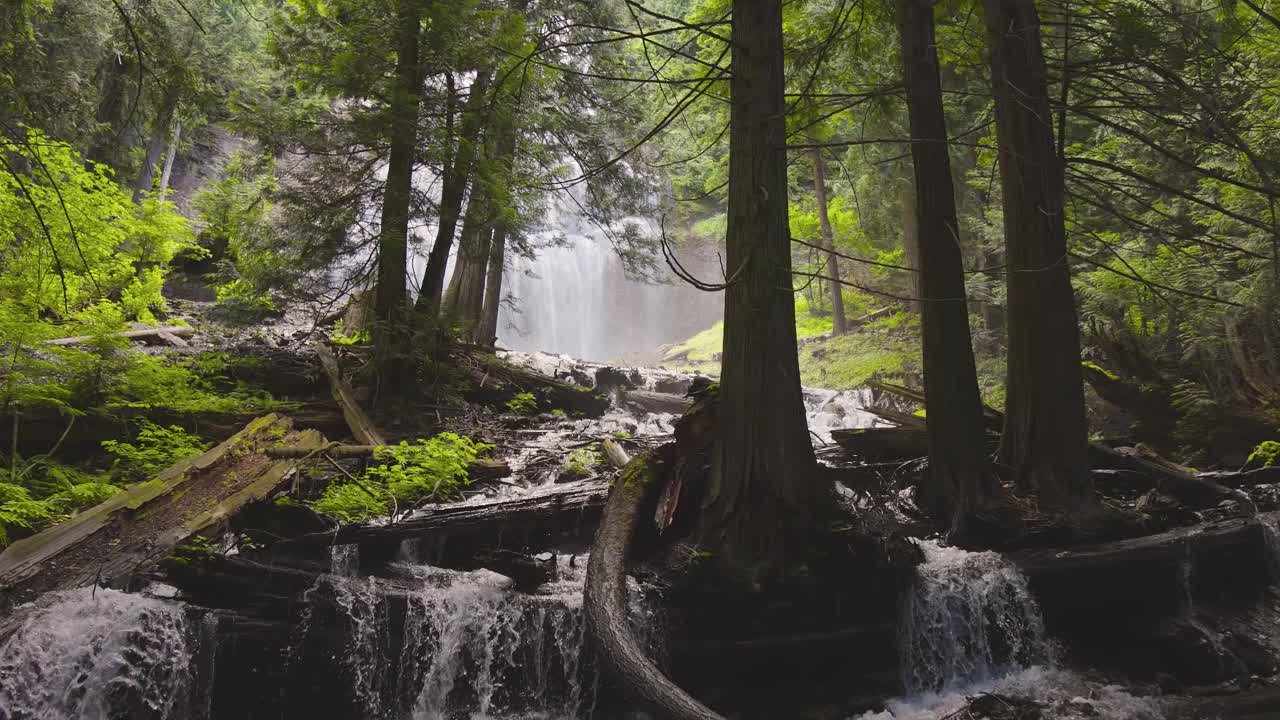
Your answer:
[899,540,1053,693]
[0,588,199,720]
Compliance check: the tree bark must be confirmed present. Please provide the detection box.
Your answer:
[443,190,494,337]
[415,69,493,315]
[371,0,423,398]
[811,145,847,335]
[158,120,180,196]
[984,0,1096,510]
[480,223,507,346]
[897,0,999,532]
[900,176,921,310]
[698,0,822,576]
[132,82,181,202]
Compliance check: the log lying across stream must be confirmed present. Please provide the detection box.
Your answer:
[0,414,325,617]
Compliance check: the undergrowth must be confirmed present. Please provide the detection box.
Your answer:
[311,433,493,522]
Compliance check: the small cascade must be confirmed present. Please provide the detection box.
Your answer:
[330,546,393,717]
[898,540,1053,694]
[0,588,198,720]
[1261,514,1280,579]
[400,556,601,720]
[865,542,1164,720]
[296,548,657,720]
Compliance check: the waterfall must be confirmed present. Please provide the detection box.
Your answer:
[497,199,720,363]
[861,542,1162,720]
[898,540,1053,694]
[0,588,199,720]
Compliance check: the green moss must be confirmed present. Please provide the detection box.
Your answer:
[1249,440,1280,468]
[1081,360,1119,381]
[798,332,918,390]
[620,451,653,490]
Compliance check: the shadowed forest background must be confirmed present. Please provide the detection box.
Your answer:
[3,0,1280,719]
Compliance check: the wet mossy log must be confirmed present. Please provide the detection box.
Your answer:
[1013,511,1280,682]
[462,352,610,417]
[316,342,386,445]
[0,414,325,613]
[264,481,609,560]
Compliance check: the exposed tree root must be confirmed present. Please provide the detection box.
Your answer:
[584,450,725,720]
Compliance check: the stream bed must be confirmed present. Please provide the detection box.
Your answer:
[1,352,1278,719]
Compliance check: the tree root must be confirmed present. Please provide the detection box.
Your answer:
[584,451,725,720]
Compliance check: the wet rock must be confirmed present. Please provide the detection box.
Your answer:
[1134,489,1200,528]
[654,376,692,396]
[594,366,635,393]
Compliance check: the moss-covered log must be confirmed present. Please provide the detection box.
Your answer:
[0,414,324,614]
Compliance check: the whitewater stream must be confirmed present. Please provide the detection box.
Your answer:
[1,352,1275,719]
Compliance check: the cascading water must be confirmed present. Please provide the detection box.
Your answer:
[898,540,1053,694]
[860,541,1162,720]
[285,544,660,720]
[0,588,200,720]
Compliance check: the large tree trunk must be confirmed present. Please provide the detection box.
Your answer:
[443,187,494,338]
[371,0,423,401]
[698,0,822,576]
[897,0,999,533]
[900,175,921,311]
[811,145,847,336]
[984,0,1096,510]
[480,223,507,346]
[131,82,181,202]
[415,69,493,316]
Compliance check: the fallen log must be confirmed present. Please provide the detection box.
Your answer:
[42,324,195,346]
[602,438,633,468]
[267,481,609,552]
[263,444,511,481]
[866,379,1004,430]
[1013,511,1280,684]
[830,427,930,461]
[1088,443,1254,511]
[464,351,610,417]
[0,414,325,613]
[316,342,386,445]
[622,389,693,415]
[1197,466,1280,488]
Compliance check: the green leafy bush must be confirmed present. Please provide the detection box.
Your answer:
[312,434,493,522]
[51,482,122,510]
[101,421,211,482]
[505,392,538,415]
[563,445,602,477]
[0,483,64,547]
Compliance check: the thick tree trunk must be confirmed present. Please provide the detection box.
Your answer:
[698,0,822,576]
[443,186,494,337]
[811,145,847,336]
[371,0,422,399]
[897,0,999,533]
[984,0,1096,510]
[415,70,493,315]
[132,83,181,202]
[900,177,921,310]
[480,224,507,346]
